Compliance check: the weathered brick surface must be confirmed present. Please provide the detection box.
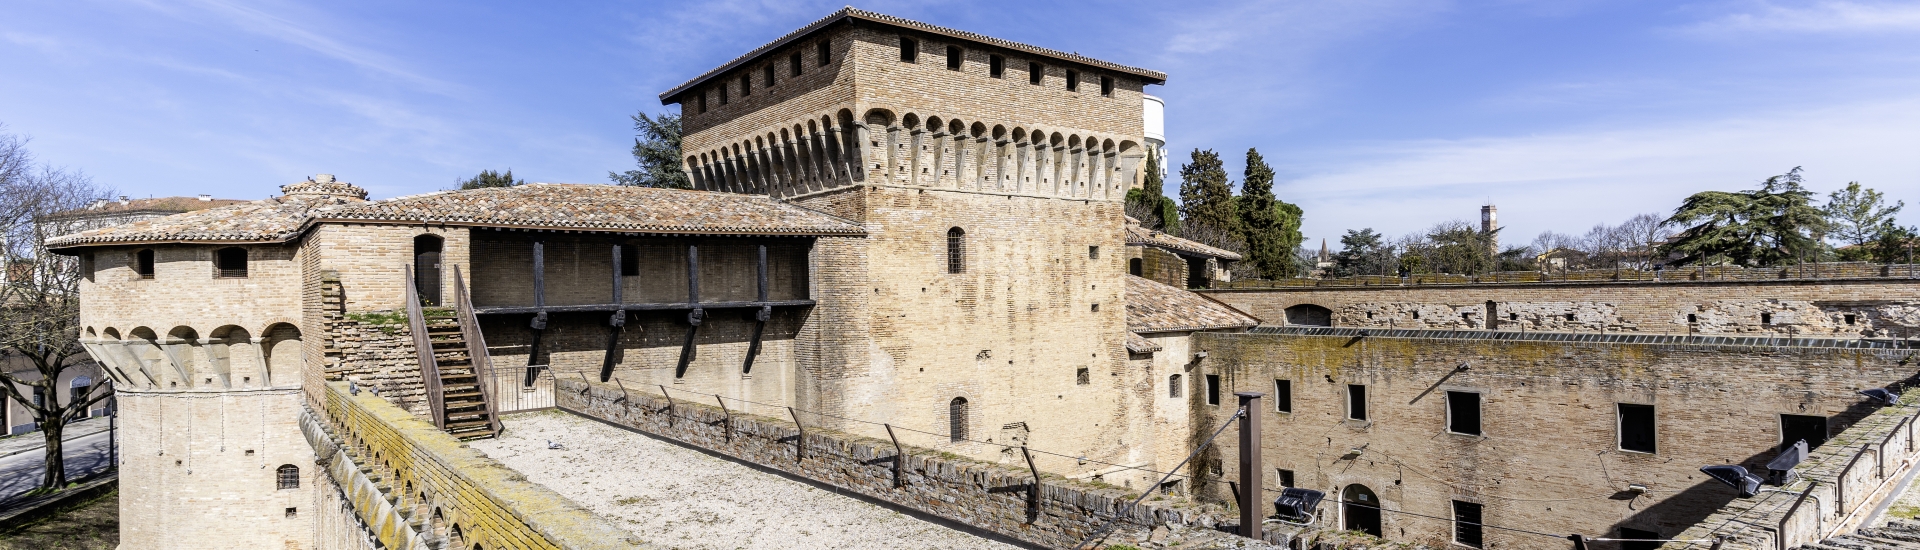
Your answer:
[1191,330,1920,549]
[114,388,314,550]
[321,381,642,549]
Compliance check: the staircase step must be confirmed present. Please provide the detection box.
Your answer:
[446,419,492,429]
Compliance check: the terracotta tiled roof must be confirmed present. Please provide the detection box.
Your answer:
[48,197,251,219]
[48,182,865,250]
[318,184,863,236]
[1126,332,1162,353]
[659,7,1167,104]
[1126,275,1258,334]
[1126,224,1242,261]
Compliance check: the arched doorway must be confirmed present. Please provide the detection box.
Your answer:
[1342,484,1382,537]
[414,234,444,306]
[1285,304,1334,327]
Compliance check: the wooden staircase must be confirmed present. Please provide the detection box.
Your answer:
[423,308,497,440]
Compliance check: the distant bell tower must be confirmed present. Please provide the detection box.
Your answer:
[1481,204,1499,255]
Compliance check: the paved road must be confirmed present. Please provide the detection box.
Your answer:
[0,430,113,507]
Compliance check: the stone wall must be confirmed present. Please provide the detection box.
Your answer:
[554,376,1310,549]
[317,381,639,549]
[1191,327,1920,549]
[1129,245,1190,289]
[1204,266,1920,337]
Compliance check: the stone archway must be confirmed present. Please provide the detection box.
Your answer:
[1342,483,1382,537]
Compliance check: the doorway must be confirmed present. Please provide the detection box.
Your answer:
[1342,484,1382,537]
[414,234,444,306]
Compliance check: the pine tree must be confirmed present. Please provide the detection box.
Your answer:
[1235,148,1302,279]
[457,169,525,189]
[1177,149,1237,238]
[610,111,692,189]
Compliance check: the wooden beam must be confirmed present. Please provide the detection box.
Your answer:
[600,244,625,383]
[526,240,547,377]
[717,395,734,443]
[789,406,806,461]
[675,241,703,379]
[1021,445,1041,523]
[659,384,676,428]
[475,299,815,315]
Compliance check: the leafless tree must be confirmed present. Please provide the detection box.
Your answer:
[0,124,113,492]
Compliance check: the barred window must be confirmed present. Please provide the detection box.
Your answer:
[277,464,300,489]
[215,247,247,278]
[946,227,966,274]
[1169,374,1182,398]
[949,397,968,442]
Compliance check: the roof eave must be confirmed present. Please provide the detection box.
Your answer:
[307,217,866,237]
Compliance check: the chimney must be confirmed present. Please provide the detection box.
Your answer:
[198,194,212,201]
[118,195,130,206]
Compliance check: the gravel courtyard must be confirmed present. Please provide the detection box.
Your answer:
[472,410,1022,550]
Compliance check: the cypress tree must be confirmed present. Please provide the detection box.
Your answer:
[1236,149,1304,279]
[1177,149,1237,237]
[1126,151,1179,233]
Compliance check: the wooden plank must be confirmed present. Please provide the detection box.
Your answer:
[475,300,815,315]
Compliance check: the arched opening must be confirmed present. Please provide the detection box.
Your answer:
[948,397,968,442]
[214,247,247,278]
[946,228,966,274]
[1284,304,1334,327]
[1342,484,1382,536]
[277,464,300,489]
[213,325,256,386]
[262,324,302,387]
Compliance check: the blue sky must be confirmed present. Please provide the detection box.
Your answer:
[3,0,1918,247]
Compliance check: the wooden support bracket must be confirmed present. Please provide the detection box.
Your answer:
[659,385,676,428]
[1021,445,1041,522]
[885,423,905,488]
[716,395,734,442]
[788,406,806,461]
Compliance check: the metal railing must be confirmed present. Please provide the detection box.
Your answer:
[403,264,446,430]
[1769,408,1920,550]
[487,366,554,413]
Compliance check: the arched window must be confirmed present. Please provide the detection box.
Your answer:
[1169,374,1183,398]
[134,249,155,279]
[276,464,300,489]
[214,247,247,278]
[948,397,968,442]
[946,228,966,274]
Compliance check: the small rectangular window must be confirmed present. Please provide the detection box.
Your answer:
[1619,403,1656,453]
[1687,313,1697,324]
[1100,75,1114,97]
[1205,374,1220,406]
[899,36,917,62]
[1029,62,1043,85]
[763,64,775,87]
[215,247,248,278]
[1274,380,1292,412]
[946,45,962,70]
[791,51,804,76]
[135,249,155,278]
[1277,468,1295,488]
[1065,70,1079,91]
[1762,312,1773,324]
[1845,314,1858,325]
[1781,414,1828,451]
[1169,374,1182,398]
[1454,501,1484,548]
[1347,384,1368,420]
[1447,391,1481,435]
[81,253,95,282]
[817,41,831,66]
[619,244,638,276]
[1076,367,1089,385]
[739,74,751,96]
[989,55,1004,78]
[718,83,729,105]
[1089,246,1100,259]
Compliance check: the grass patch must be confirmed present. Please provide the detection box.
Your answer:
[0,488,117,549]
[345,311,409,335]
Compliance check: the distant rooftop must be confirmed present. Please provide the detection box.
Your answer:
[1125,219,1242,261]
[1127,275,1259,334]
[47,195,249,220]
[659,7,1167,104]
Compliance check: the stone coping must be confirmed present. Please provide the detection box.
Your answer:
[1246,326,1920,350]
[1208,262,1920,292]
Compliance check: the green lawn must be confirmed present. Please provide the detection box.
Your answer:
[0,489,117,550]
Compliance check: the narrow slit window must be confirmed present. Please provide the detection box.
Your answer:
[1065,70,1079,91]
[619,245,638,276]
[790,51,803,76]
[1205,374,1220,406]
[949,397,968,442]
[899,36,917,62]
[1347,384,1368,421]
[817,41,831,66]
[989,55,1004,78]
[215,247,248,278]
[946,227,966,274]
[1446,391,1481,435]
[718,82,728,105]
[1029,62,1043,85]
[1100,75,1114,97]
[763,64,775,87]
[1274,379,1292,412]
[1089,246,1100,259]
[135,249,155,278]
[946,45,962,70]
[1618,403,1656,453]
[1169,374,1182,398]
[698,92,708,113]
[1454,501,1484,548]
[1076,367,1089,385]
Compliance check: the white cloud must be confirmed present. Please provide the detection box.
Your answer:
[1685,1,1920,34]
[1284,95,1920,244]
[124,0,459,94]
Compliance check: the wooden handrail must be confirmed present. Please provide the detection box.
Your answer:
[453,265,502,437]
[404,264,447,429]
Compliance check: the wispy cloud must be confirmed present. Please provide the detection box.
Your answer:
[1684,1,1920,34]
[124,0,459,94]
[1284,94,1920,242]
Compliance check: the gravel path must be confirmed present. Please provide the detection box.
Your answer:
[473,410,1022,550]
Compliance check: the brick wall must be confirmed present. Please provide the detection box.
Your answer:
[1191,329,1920,548]
[115,388,314,550]
[318,381,640,549]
